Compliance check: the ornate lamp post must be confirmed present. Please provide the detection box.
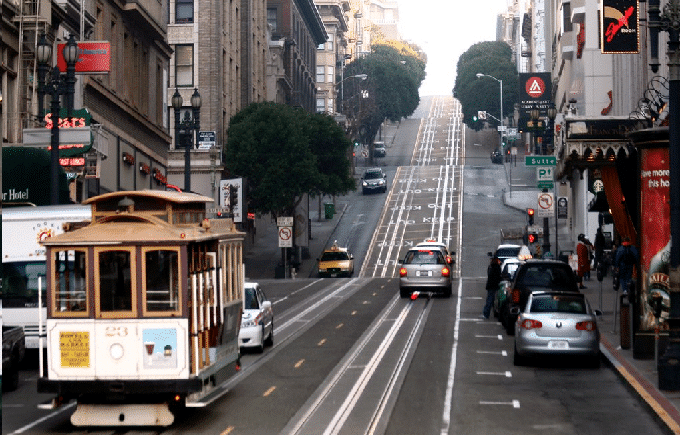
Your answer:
[648,0,680,390]
[171,88,201,192]
[476,73,504,150]
[36,34,79,205]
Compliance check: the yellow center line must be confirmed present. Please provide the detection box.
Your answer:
[294,359,305,368]
[351,310,357,316]
[220,426,234,435]
[318,338,327,346]
[263,386,276,397]
[336,323,344,329]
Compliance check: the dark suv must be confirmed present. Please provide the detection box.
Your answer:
[505,259,580,334]
[361,168,387,194]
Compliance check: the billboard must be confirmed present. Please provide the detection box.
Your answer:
[601,0,640,54]
[57,41,111,74]
[518,73,552,128]
[219,178,243,223]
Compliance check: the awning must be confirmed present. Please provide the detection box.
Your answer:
[2,147,70,205]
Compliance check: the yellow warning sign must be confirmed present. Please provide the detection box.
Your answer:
[60,331,90,368]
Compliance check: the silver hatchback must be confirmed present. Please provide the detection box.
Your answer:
[398,248,452,298]
[513,291,601,367]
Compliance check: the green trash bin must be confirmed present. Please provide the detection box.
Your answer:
[324,202,335,219]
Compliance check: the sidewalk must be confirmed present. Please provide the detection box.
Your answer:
[502,166,680,435]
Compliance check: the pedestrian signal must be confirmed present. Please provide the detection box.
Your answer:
[527,208,535,225]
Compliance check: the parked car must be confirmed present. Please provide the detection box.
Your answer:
[239,282,274,353]
[373,142,387,158]
[513,291,601,367]
[361,168,387,194]
[490,148,503,164]
[505,259,581,334]
[2,325,25,391]
[317,242,354,277]
[416,239,456,265]
[494,258,524,321]
[398,247,452,298]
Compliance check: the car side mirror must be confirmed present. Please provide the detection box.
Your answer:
[594,309,603,317]
[510,307,520,316]
[262,301,272,310]
[487,251,493,257]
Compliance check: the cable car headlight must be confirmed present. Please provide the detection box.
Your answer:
[110,343,124,360]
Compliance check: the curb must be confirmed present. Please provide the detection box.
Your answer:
[600,336,680,435]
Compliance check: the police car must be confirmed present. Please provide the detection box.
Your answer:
[317,241,354,277]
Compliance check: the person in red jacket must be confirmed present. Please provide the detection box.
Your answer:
[576,234,590,289]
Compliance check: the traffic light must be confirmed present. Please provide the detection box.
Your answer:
[527,208,535,225]
[528,233,536,244]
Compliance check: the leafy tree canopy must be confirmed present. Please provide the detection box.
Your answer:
[225,102,354,218]
[453,41,518,131]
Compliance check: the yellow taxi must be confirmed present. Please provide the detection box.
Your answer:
[317,241,354,277]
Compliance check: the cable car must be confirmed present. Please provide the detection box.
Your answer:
[37,190,245,426]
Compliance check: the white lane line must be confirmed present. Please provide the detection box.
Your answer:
[476,371,512,377]
[8,402,77,434]
[440,279,462,435]
[476,350,508,357]
[475,334,504,340]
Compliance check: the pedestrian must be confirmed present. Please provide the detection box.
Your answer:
[615,236,639,295]
[576,234,590,289]
[483,254,502,319]
[593,228,605,272]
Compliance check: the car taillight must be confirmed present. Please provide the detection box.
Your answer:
[441,267,450,277]
[518,319,542,330]
[576,321,597,331]
[512,289,520,303]
[399,267,407,277]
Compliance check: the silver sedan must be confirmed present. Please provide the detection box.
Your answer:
[398,248,452,298]
[513,291,601,367]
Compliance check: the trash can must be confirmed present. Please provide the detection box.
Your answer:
[620,293,631,349]
[324,202,335,219]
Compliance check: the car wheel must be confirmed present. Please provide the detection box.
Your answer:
[513,343,527,366]
[264,321,274,347]
[255,326,265,353]
[443,285,452,298]
[588,352,601,369]
[3,359,19,392]
[363,189,368,195]
[400,288,410,298]
[505,317,515,335]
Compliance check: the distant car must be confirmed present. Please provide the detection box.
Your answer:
[317,242,354,277]
[489,244,532,262]
[494,258,524,322]
[513,291,601,367]
[491,148,503,164]
[416,239,455,265]
[361,168,387,194]
[373,142,387,158]
[505,259,581,334]
[399,247,452,298]
[239,282,274,352]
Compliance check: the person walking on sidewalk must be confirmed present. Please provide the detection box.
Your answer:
[615,237,639,295]
[483,254,502,319]
[593,227,605,272]
[577,234,590,289]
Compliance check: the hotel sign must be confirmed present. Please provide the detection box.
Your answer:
[601,0,639,54]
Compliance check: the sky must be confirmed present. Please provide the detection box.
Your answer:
[397,0,511,96]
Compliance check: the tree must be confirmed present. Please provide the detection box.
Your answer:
[341,44,424,151]
[453,41,518,131]
[225,102,354,218]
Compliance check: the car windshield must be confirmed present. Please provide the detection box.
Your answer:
[364,171,383,180]
[321,251,349,261]
[530,295,586,314]
[496,247,521,258]
[244,287,259,310]
[521,265,576,289]
[503,263,520,278]
[404,250,445,265]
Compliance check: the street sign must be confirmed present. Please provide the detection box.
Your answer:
[537,192,554,217]
[536,166,554,181]
[497,125,507,132]
[537,181,554,190]
[525,155,557,166]
[277,216,294,227]
[198,131,216,149]
[278,226,293,248]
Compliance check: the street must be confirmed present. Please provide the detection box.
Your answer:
[2,95,669,435]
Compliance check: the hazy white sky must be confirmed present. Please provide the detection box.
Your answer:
[397,0,511,96]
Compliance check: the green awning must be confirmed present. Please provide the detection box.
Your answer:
[2,147,70,205]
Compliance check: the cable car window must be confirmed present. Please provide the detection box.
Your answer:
[144,248,180,314]
[52,249,88,316]
[97,249,135,317]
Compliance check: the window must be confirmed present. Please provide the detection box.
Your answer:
[176,0,194,23]
[96,248,136,317]
[318,41,325,50]
[316,66,325,83]
[562,2,572,33]
[327,34,334,51]
[143,248,180,314]
[175,44,194,87]
[317,98,325,113]
[267,8,277,33]
[327,65,334,84]
[51,249,88,316]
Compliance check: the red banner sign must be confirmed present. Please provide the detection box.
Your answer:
[57,41,111,74]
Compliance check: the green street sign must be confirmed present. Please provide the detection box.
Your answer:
[525,155,557,166]
[537,181,554,189]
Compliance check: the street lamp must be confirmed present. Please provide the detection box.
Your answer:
[476,73,504,150]
[171,88,201,192]
[36,34,79,205]
[648,0,680,390]
[338,74,367,113]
